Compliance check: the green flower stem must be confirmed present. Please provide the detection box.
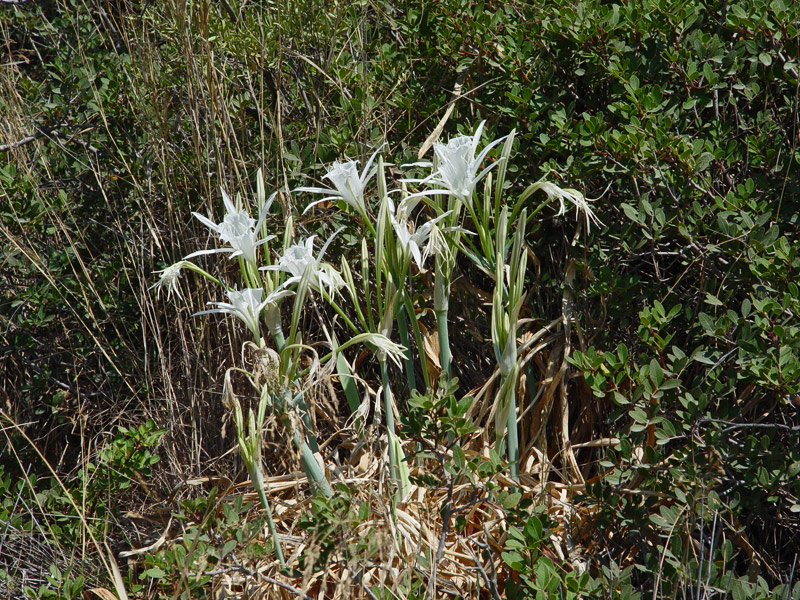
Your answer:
[265,304,286,353]
[510,197,548,228]
[340,257,370,332]
[396,299,416,392]
[363,216,377,239]
[465,199,494,266]
[270,327,286,351]
[503,376,519,481]
[298,433,333,497]
[403,291,430,391]
[434,253,453,380]
[381,358,399,491]
[268,297,329,497]
[435,308,452,380]
[249,463,287,570]
[279,395,332,498]
[282,388,326,494]
[245,260,261,290]
[293,391,320,454]
[361,240,377,332]
[182,262,228,290]
[320,288,361,336]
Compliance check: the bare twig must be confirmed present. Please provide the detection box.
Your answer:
[225,553,315,600]
[696,417,800,437]
[0,128,58,152]
[465,537,503,600]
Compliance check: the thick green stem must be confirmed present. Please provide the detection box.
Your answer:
[505,379,519,481]
[249,464,286,569]
[265,304,286,353]
[396,302,416,392]
[299,436,333,497]
[381,359,399,488]
[435,309,452,380]
[434,255,452,380]
[280,412,332,497]
[293,392,320,454]
[281,391,330,496]
[270,328,286,352]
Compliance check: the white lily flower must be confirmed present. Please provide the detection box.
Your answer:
[186,188,276,265]
[262,229,345,296]
[193,286,294,340]
[389,201,452,270]
[339,332,407,368]
[150,261,186,300]
[297,144,385,219]
[402,121,507,205]
[534,181,603,232]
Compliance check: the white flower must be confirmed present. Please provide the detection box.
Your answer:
[150,261,186,300]
[338,332,407,368]
[186,188,276,265]
[403,121,507,205]
[533,181,603,232]
[262,229,344,295]
[296,144,385,219]
[193,286,293,340]
[389,200,452,270]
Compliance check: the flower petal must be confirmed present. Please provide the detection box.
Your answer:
[183,247,233,260]
[192,212,222,233]
[221,187,236,215]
